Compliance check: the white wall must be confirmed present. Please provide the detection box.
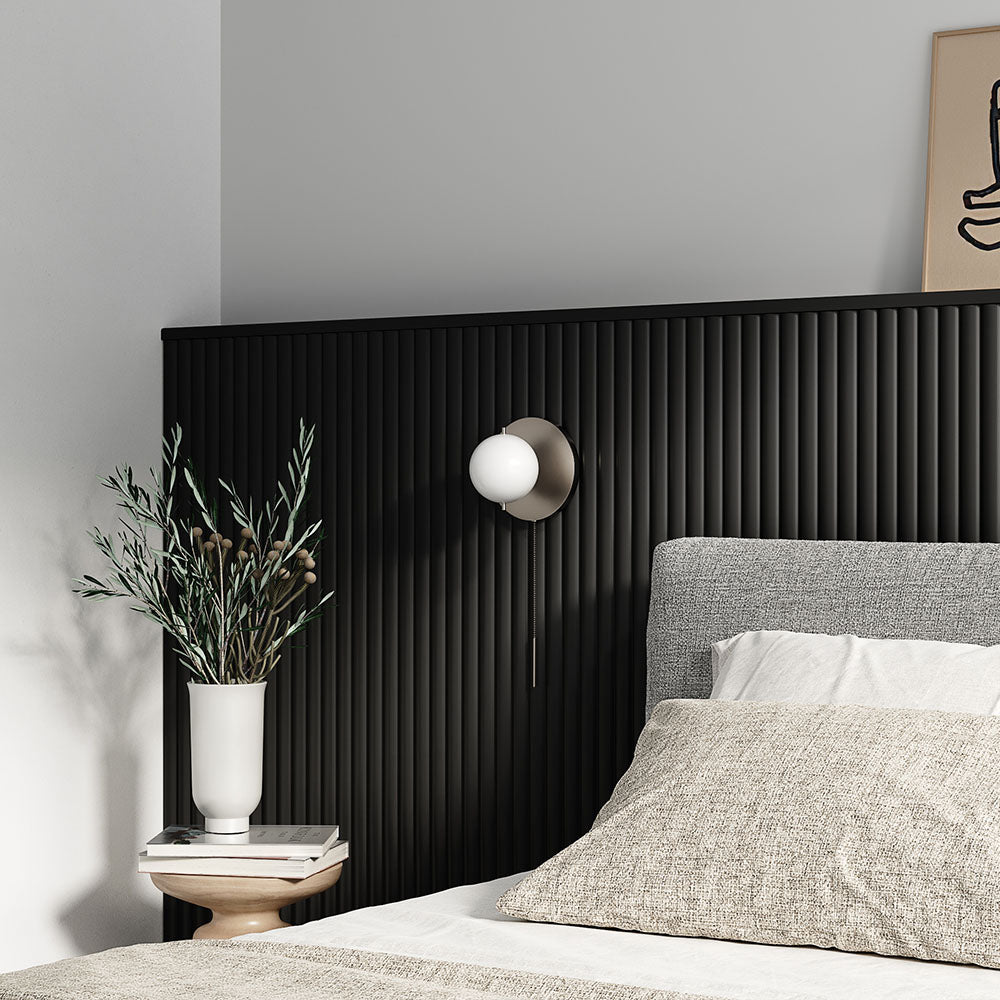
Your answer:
[0,3,219,972]
[221,0,1000,324]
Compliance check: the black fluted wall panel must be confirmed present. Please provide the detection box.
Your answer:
[162,293,1000,939]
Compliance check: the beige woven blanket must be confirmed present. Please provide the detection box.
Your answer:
[0,939,726,1000]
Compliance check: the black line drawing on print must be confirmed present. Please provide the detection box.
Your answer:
[958,79,1000,250]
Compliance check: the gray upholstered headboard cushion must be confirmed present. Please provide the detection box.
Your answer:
[646,536,1000,716]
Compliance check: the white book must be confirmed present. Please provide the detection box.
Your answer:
[138,840,349,879]
[146,825,340,859]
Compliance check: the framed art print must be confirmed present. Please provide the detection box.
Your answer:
[923,25,1000,290]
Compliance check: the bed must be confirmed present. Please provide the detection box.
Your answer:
[4,536,1000,999]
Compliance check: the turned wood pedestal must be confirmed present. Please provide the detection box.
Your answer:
[150,862,343,939]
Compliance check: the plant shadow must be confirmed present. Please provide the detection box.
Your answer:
[6,528,162,953]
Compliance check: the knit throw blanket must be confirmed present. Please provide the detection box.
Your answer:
[0,939,728,1000]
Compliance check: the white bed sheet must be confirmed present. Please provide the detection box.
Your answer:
[250,873,1000,1000]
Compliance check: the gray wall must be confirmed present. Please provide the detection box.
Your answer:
[0,2,219,972]
[221,1,1000,325]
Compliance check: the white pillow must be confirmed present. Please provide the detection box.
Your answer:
[710,629,1000,714]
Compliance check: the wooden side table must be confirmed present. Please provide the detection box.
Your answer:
[150,862,343,939]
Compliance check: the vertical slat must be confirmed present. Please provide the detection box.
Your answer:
[578,321,599,825]
[335,331,355,907]
[527,323,547,865]
[492,324,513,876]
[319,331,339,874]
[291,334,308,831]
[366,330,384,907]
[595,321,616,804]
[939,307,961,541]
[740,316,761,538]
[876,310,898,541]
[613,320,633,777]
[917,307,940,541]
[428,327,448,886]
[397,329,417,900]
[836,312,859,539]
[982,306,1000,542]
[246,333,264,829]
[302,330,324,923]
[798,314,819,540]
[778,313,799,539]
[275,333,294,830]
[858,310,878,540]
[350,331,370,905]
[897,310,919,541]
[381,330,401,899]
[667,318,687,539]
[817,313,838,539]
[542,323,564,858]
[704,317,724,536]
[259,335,277,825]
[560,323,584,836]
[959,306,981,541]
[285,330,310,925]
[722,316,742,537]
[460,327,480,881]
[476,326,497,878]
[441,325,463,885]
[630,320,652,734]
[509,323,530,870]
[412,328,431,897]
[649,320,669,546]
[760,315,780,537]
[685,319,705,536]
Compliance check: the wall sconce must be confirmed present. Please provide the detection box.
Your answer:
[469,418,577,686]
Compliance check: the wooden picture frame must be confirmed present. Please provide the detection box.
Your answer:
[923,25,1000,290]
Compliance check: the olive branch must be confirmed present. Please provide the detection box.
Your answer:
[74,420,333,684]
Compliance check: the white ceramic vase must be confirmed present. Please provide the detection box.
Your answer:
[188,681,266,834]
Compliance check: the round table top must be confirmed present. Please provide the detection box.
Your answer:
[150,861,344,909]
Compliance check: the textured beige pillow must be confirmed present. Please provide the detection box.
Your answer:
[497,698,1000,968]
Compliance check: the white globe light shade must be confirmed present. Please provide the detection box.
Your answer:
[469,433,539,504]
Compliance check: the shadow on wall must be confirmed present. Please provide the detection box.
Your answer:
[7,526,161,954]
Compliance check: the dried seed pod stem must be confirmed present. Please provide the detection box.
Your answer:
[75,418,334,685]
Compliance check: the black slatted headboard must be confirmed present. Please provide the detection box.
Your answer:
[162,289,1000,939]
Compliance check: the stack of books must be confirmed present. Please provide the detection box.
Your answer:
[138,824,348,879]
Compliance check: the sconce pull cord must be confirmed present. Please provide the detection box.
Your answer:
[530,520,537,688]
